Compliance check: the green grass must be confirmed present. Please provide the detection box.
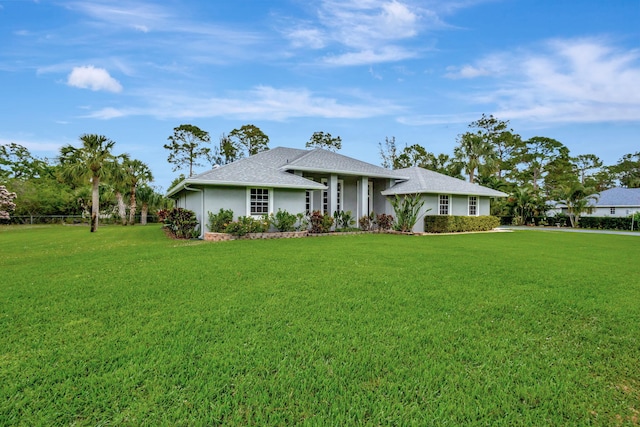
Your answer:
[1,225,639,426]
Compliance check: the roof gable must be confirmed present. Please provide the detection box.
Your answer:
[284,148,407,179]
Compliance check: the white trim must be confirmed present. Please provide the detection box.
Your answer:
[246,187,273,217]
[439,194,450,215]
[468,195,478,216]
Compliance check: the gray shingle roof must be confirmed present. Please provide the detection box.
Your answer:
[284,148,408,179]
[167,148,325,196]
[381,167,508,197]
[593,187,640,207]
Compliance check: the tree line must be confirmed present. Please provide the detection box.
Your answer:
[0,135,169,231]
[378,114,640,225]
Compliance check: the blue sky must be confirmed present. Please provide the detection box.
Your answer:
[1,0,639,190]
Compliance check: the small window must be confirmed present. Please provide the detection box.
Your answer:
[250,188,269,215]
[610,207,616,215]
[468,196,478,216]
[305,190,312,215]
[439,195,449,215]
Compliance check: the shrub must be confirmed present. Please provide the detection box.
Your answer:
[579,216,632,230]
[207,208,234,232]
[333,210,355,230]
[270,209,297,232]
[164,208,200,239]
[376,213,394,231]
[309,210,333,233]
[390,194,427,232]
[359,212,375,231]
[225,216,269,236]
[424,215,500,233]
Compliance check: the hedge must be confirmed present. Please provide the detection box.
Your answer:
[579,216,633,230]
[424,215,500,233]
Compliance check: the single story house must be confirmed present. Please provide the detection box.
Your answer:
[167,147,507,236]
[583,187,640,217]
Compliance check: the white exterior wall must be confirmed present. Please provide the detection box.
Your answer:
[584,206,640,217]
[204,187,247,221]
[479,197,491,216]
[273,188,306,215]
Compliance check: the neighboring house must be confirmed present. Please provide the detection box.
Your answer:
[167,147,507,236]
[548,187,640,218]
[583,187,640,217]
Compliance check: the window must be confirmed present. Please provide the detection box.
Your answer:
[249,188,269,215]
[439,195,449,215]
[610,207,616,215]
[336,180,343,213]
[305,190,312,215]
[468,196,478,216]
[321,179,328,213]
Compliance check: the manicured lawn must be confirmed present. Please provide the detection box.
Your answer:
[1,225,639,426]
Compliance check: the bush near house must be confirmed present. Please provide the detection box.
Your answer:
[224,215,269,236]
[309,210,334,233]
[425,215,500,233]
[207,208,234,232]
[164,207,200,239]
[579,216,634,231]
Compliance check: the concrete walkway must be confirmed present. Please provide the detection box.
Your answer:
[498,225,640,237]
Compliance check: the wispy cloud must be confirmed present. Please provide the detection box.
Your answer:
[67,65,123,93]
[445,38,640,123]
[283,0,436,66]
[83,85,402,121]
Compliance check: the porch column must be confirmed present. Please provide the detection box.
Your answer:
[329,174,338,215]
[359,176,369,219]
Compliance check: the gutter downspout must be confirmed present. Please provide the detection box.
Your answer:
[184,185,205,239]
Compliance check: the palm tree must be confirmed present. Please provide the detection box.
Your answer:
[59,134,115,232]
[136,185,163,225]
[122,158,153,225]
[105,154,130,225]
[454,132,496,183]
[555,183,599,228]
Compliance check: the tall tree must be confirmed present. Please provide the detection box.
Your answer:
[453,132,495,183]
[136,184,163,225]
[394,144,436,169]
[59,134,115,232]
[610,152,640,188]
[513,136,565,191]
[208,133,241,166]
[306,131,342,152]
[229,124,269,156]
[0,143,47,181]
[379,136,398,169]
[466,114,521,179]
[164,124,211,177]
[122,158,153,225]
[574,154,603,185]
[107,154,130,225]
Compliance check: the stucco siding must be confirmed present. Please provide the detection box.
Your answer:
[479,197,491,216]
[204,187,247,221]
[450,195,467,216]
[273,188,306,215]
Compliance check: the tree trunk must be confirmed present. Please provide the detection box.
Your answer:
[141,203,148,225]
[91,176,100,232]
[128,189,136,226]
[116,192,127,225]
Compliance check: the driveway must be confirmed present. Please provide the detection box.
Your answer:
[498,225,640,237]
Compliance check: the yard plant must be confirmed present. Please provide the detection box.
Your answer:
[1,225,639,426]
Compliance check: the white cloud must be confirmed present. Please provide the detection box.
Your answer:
[446,38,640,123]
[83,85,401,121]
[67,66,123,93]
[284,0,430,66]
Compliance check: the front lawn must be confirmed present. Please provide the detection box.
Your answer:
[1,226,639,426]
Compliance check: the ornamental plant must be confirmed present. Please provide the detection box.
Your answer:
[270,209,297,232]
[164,207,200,239]
[225,216,269,236]
[208,208,234,232]
[376,213,394,231]
[0,186,17,220]
[333,210,355,230]
[359,211,375,231]
[390,193,427,232]
[309,210,333,233]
